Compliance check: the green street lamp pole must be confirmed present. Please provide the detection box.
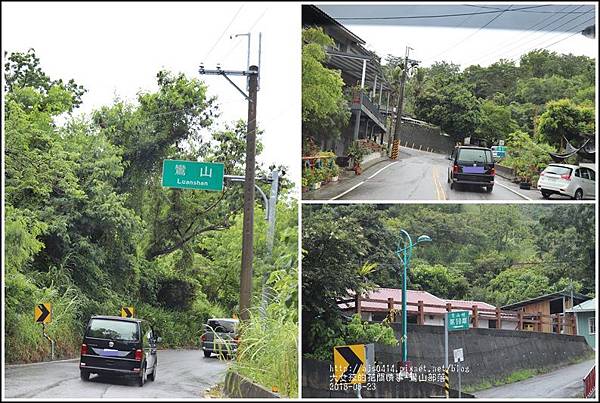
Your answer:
[396,230,431,364]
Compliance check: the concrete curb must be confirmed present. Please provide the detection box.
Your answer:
[5,358,79,368]
[224,370,280,399]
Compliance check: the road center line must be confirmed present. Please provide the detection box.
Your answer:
[330,181,365,201]
[496,181,533,201]
[367,161,399,179]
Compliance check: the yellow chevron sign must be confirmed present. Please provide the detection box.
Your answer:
[34,303,52,324]
[120,306,134,318]
[333,344,366,384]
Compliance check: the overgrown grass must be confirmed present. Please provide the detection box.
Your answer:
[233,314,298,397]
[230,268,298,398]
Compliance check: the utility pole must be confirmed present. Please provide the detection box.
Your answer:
[391,46,412,160]
[239,65,259,321]
[199,32,262,321]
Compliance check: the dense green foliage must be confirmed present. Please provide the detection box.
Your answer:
[302,204,595,357]
[4,49,298,366]
[391,49,595,177]
[302,27,350,144]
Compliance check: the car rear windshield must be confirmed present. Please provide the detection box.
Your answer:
[543,165,572,176]
[457,148,492,164]
[207,320,237,333]
[87,319,139,341]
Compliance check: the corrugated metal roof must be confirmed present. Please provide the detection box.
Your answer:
[565,298,596,313]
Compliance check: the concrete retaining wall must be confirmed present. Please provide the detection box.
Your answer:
[379,323,594,387]
[302,358,474,398]
[397,121,455,155]
[495,164,517,181]
[224,370,279,399]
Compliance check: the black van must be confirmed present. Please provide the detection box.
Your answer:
[79,316,160,386]
[448,146,495,192]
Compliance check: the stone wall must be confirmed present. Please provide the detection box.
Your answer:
[397,121,455,154]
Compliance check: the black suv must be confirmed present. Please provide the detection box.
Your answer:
[79,316,161,386]
[448,146,495,192]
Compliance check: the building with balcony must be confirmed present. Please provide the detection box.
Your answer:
[302,5,393,157]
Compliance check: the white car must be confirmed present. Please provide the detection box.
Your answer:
[537,163,596,200]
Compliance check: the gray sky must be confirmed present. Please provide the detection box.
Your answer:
[2,2,301,185]
[319,3,597,68]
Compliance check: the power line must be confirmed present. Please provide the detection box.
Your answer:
[429,5,512,61]
[333,5,562,21]
[202,4,245,63]
[220,8,268,64]
[540,26,590,50]
[501,11,594,61]
[484,5,590,63]
[464,4,572,66]
[462,4,592,14]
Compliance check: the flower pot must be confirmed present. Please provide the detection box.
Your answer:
[331,176,339,182]
[311,182,321,190]
[302,186,308,193]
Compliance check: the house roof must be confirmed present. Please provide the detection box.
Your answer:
[501,290,591,311]
[339,288,496,315]
[565,298,596,313]
[302,5,392,93]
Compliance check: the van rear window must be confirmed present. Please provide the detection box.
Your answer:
[207,320,237,333]
[458,148,492,164]
[88,319,139,341]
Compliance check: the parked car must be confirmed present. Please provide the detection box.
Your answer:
[201,318,239,358]
[537,163,596,200]
[79,315,161,386]
[447,146,495,192]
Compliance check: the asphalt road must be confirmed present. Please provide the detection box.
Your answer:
[475,359,595,398]
[307,147,557,201]
[3,349,229,399]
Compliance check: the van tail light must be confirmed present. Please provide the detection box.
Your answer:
[561,174,571,180]
[201,334,206,342]
[453,164,459,174]
[81,344,88,356]
[489,167,495,176]
[134,349,143,361]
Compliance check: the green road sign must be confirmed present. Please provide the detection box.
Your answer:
[162,160,224,191]
[447,311,470,331]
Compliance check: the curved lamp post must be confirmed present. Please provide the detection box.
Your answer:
[395,230,432,364]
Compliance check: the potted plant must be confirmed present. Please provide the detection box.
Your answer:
[347,141,366,175]
[330,163,340,182]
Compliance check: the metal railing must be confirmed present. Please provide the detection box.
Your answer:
[584,366,595,398]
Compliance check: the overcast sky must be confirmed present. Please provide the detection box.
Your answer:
[2,2,301,185]
[319,3,597,68]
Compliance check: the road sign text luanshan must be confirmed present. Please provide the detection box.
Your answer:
[162,160,224,191]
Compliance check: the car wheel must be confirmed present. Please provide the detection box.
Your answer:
[486,185,493,192]
[450,181,454,190]
[138,365,146,387]
[541,191,550,199]
[148,365,156,382]
[80,370,90,382]
[573,189,583,200]
[203,350,212,358]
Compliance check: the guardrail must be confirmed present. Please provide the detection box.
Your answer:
[584,366,595,398]
[340,296,577,335]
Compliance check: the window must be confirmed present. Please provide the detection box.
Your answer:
[589,317,595,335]
[588,169,595,181]
[544,165,572,176]
[457,148,492,164]
[580,169,590,180]
[88,319,139,341]
[575,169,581,178]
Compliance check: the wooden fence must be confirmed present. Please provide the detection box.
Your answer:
[340,295,577,335]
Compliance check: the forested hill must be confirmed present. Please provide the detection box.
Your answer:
[4,49,298,364]
[302,204,595,307]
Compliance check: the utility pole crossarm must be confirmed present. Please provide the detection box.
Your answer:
[198,67,258,101]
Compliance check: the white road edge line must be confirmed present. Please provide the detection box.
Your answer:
[496,181,533,201]
[367,161,399,180]
[330,181,365,201]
